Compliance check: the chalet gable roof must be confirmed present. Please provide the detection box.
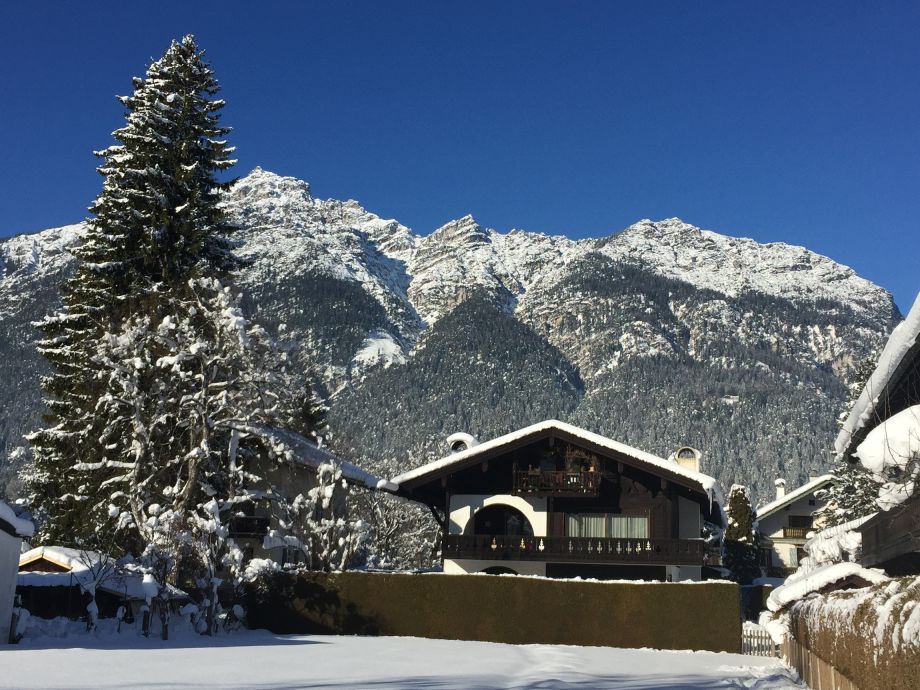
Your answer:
[755,474,833,520]
[238,424,392,490]
[390,419,722,503]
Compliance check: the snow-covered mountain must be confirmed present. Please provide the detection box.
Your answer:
[0,168,899,502]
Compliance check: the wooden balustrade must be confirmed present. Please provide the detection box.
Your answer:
[513,470,601,496]
[443,534,706,565]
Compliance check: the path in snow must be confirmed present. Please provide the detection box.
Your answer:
[0,633,807,690]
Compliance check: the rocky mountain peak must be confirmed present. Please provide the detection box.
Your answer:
[425,214,490,247]
[230,167,313,205]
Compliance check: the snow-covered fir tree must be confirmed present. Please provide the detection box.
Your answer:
[723,484,760,584]
[815,459,880,526]
[816,353,883,524]
[27,35,237,546]
[25,37,358,607]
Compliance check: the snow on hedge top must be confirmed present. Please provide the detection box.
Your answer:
[390,419,723,503]
[836,291,920,458]
[0,499,33,538]
[766,561,889,612]
[754,474,833,520]
[855,404,920,509]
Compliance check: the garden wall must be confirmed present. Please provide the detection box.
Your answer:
[785,576,920,690]
[244,571,741,652]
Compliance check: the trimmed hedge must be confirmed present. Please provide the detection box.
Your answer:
[788,576,920,690]
[244,571,741,652]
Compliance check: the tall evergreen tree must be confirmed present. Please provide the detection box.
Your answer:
[27,35,237,548]
[723,484,760,584]
[815,353,883,525]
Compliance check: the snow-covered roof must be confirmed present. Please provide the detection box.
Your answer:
[18,546,187,600]
[835,291,920,459]
[766,561,888,613]
[241,424,393,491]
[0,499,34,538]
[754,475,834,521]
[390,419,722,503]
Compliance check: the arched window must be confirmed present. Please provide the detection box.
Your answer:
[471,505,534,537]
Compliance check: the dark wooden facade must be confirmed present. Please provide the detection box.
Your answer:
[859,493,920,575]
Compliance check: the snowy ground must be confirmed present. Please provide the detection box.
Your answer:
[0,628,807,690]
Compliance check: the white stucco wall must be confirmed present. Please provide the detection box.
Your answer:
[0,529,21,644]
[449,494,548,536]
[665,565,702,582]
[444,558,547,577]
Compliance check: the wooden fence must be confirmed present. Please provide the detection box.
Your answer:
[781,636,860,690]
[741,623,776,657]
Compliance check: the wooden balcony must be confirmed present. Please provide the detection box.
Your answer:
[443,534,706,566]
[513,470,601,496]
[782,527,809,539]
[228,516,271,538]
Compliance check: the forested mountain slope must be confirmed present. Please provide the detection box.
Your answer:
[0,168,898,503]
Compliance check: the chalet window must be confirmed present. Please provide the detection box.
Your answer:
[566,514,606,538]
[565,513,648,539]
[788,515,813,529]
[608,515,648,539]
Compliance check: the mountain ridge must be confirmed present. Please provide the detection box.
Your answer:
[0,168,899,503]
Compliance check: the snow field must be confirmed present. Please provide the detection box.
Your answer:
[0,631,807,690]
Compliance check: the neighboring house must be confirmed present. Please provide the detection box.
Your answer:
[755,475,832,577]
[225,426,385,566]
[0,501,34,643]
[388,420,725,582]
[835,292,920,576]
[17,546,188,620]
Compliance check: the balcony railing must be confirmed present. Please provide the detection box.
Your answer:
[228,516,271,538]
[513,470,601,496]
[782,527,809,539]
[443,534,706,566]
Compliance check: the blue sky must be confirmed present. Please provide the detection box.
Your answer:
[1,2,918,311]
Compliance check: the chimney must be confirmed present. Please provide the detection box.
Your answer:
[672,447,701,473]
[775,478,787,500]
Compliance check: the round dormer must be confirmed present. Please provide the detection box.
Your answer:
[671,446,702,473]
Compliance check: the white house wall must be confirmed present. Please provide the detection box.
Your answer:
[0,530,21,644]
[449,494,548,536]
[444,559,547,577]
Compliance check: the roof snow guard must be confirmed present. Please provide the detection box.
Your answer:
[836,291,920,460]
[755,475,834,520]
[0,500,34,539]
[390,419,723,505]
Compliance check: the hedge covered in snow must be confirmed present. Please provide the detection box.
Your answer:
[787,576,920,690]
[243,570,742,652]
